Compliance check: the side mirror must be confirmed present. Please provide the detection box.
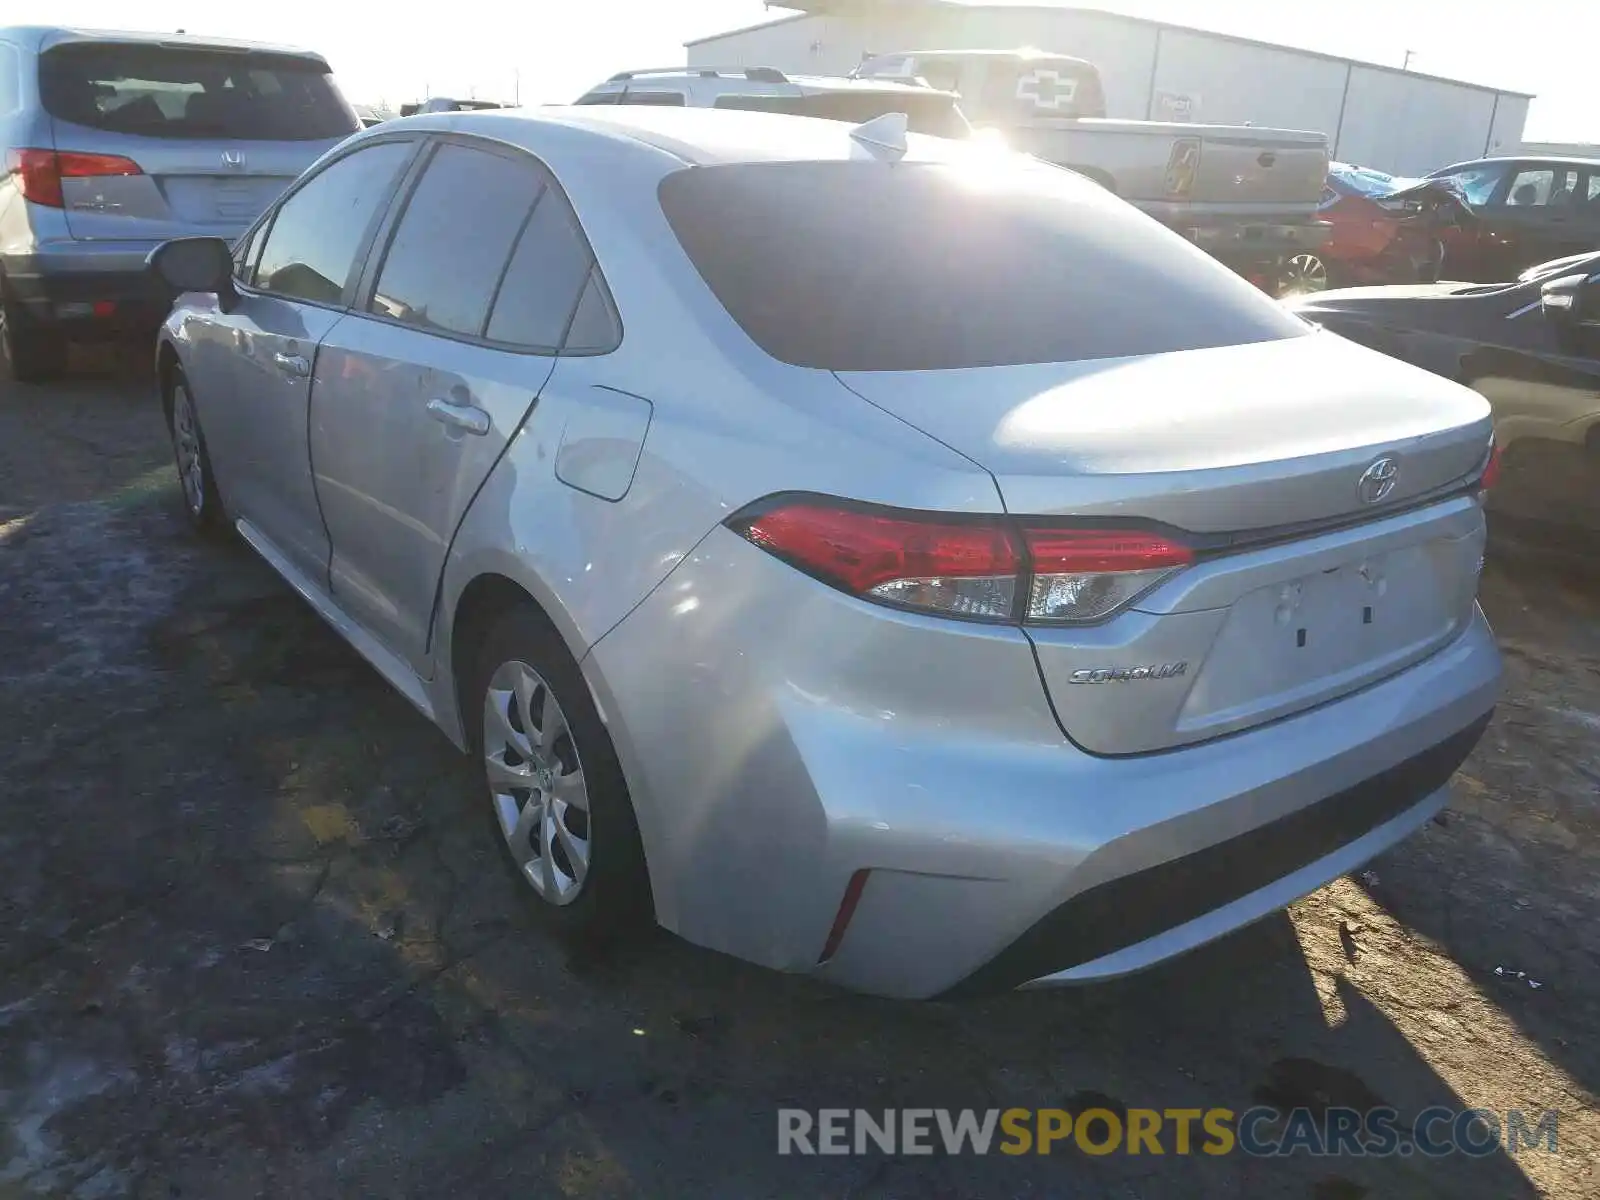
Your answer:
[1540,272,1598,327]
[148,237,237,311]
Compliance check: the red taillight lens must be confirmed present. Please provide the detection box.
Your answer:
[1479,441,1502,491]
[6,149,142,208]
[738,501,1021,620]
[1023,528,1193,623]
[731,498,1192,625]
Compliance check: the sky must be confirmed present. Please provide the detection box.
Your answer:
[17,0,1598,142]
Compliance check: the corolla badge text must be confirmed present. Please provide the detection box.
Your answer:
[1068,662,1189,684]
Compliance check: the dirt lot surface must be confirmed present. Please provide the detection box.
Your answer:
[2,358,1597,1198]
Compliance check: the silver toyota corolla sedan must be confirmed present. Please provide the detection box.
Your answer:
[149,105,1502,999]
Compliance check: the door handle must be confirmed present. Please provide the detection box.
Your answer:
[426,396,491,436]
[274,352,310,377]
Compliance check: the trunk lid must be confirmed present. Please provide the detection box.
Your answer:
[836,330,1492,754]
[52,126,332,240]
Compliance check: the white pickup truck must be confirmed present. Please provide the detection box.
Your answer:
[852,49,1332,290]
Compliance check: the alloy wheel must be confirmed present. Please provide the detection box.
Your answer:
[172,384,206,517]
[1281,253,1330,295]
[482,659,591,905]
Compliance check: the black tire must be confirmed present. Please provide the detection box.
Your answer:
[166,368,228,536]
[0,300,67,384]
[468,606,653,945]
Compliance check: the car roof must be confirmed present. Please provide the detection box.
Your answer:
[398,104,976,169]
[0,25,329,64]
[1433,155,1600,172]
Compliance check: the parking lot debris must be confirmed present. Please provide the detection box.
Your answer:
[376,813,425,846]
[1493,966,1545,989]
[1360,870,1380,887]
[239,938,274,953]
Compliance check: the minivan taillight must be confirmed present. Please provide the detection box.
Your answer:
[729,498,1192,625]
[6,149,142,208]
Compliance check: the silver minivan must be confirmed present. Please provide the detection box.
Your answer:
[0,27,360,381]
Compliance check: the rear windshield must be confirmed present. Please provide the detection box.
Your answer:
[712,91,970,140]
[659,160,1307,372]
[40,44,359,141]
[1330,164,1398,198]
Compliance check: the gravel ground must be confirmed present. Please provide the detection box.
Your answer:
[1,357,1596,1198]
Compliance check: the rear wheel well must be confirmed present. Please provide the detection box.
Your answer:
[157,344,182,428]
[450,574,558,741]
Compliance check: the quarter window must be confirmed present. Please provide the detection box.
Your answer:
[254,140,413,305]
[484,186,603,350]
[560,270,623,354]
[368,143,544,338]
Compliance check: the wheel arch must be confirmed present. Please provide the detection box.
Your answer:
[156,339,183,428]
[442,564,666,919]
[449,572,557,741]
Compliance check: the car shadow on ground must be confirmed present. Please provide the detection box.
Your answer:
[3,474,1580,1196]
[1343,542,1600,1102]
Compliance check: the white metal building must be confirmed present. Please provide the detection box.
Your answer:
[686,1,1532,176]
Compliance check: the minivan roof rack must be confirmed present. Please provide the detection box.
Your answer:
[607,66,789,83]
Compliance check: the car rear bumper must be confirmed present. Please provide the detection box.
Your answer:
[585,527,1502,1000]
[2,242,177,332]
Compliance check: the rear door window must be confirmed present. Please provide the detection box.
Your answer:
[368,142,545,339]
[38,43,360,140]
[1503,166,1581,207]
[253,140,413,305]
[659,159,1307,372]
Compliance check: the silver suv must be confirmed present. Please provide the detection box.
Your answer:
[0,26,361,381]
[573,66,970,140]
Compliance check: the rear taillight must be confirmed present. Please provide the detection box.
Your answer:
[6,149,142,208]
[730,498,1191,625]
[1022,527,1193,622]
[737,501,1020,620]
[1479,441,1502,492]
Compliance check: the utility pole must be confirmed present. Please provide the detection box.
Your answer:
[1402,49,1416,70]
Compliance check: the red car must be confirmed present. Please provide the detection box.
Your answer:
[1281,164,1470,293]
